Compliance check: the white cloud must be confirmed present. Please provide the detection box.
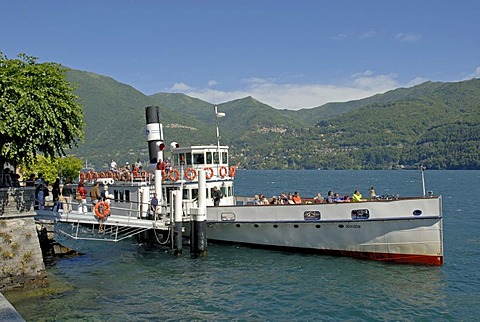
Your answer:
[207,80,218,86]
[167,72,403,110]
[467,66,480,79]
[395,32,421,43]
[170,82,194,91]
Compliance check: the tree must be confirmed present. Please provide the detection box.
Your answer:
[0,53,84,182]
[22,155,83,184]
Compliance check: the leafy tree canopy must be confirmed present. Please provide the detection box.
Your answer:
[0,53,85,170]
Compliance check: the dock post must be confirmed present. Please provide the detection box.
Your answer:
[190,169,207,256]
[173,190,183,255]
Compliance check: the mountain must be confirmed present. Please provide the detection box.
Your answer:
[65,69,480,170]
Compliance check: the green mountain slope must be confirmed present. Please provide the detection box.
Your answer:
[65,69,480,170]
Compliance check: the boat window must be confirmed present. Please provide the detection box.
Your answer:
[206,152,212,164]
[351,209,370,220]
[183,188,189,199]
[213,152,219,164]
[185,152,192,165]
[114,190,119,202]
[221,213,235,221]
[192,188,198,200]
[304,211,321,220]
[193,153,205,165]
[222,151,228,164]
[220,186,227,197]
[172,154,179,165]
[119,190,124,202]
[125,190,130,202]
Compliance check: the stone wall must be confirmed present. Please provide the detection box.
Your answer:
[0,188,46,291]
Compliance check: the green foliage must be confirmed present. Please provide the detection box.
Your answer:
[63,69,480,170]
[0,53,85,169]
[22,155,83,183]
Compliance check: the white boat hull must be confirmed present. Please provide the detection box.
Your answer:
[206,197,443,265]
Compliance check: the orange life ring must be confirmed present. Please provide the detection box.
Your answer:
[112,172,119,181]
[185,168,197,180]
[203,167,213,179]
[91,172,98,180]
[79,172,86,181]
[229,166,236,177]
[161,170,167,181]
[94,201,110,220]
[219,166,228,178]
[169,168,180,181]
[122,172,130,181]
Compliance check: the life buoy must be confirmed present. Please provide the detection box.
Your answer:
[219,166,228,178]
[161,170,167,181]
[204,167,214,179]
[91,172,98,180]
[94,201,110,220]
[79,172,86,181]
[169,168,180,181]
[229,166,236,177]
[185,168,197,180]
[112,172,119,181]
[122,172,130,181]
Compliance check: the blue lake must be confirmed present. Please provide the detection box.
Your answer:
[5,170,480,321]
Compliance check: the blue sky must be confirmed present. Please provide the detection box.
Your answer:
[2,0,479,110]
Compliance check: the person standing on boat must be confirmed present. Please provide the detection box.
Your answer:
[77,182,88,213]
[352,190,363,202]
[293,192,302,204]
[212,186,222,206]
[90,182,102,205]
[110,159,117,171]
[150,193,159,218]
[369,186,377,199]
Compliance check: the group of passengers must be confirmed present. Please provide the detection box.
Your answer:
[252,189,368,205]
[253,191,303,205]
[109,158,148,179]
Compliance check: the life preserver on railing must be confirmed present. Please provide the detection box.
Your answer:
[185,168,197,180]
[219,166,228,178]
[112,172,119,181]
[169,168,180,181]
[94,201,110,220]
[203,167,213,179]
[122,172,130,181]
[91,172,98,180]
[161,170,167,181]
[229,166,236,177]
[79,172,86,182]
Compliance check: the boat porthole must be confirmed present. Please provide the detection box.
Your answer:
[413,209,423,216]
[236,224,241,228]
[254,224,259,228]
[294,224,299,228]
[315,225,321,228]
[338,224,344,228]
[273,224,279,228]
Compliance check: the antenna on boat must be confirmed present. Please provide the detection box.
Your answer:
[214,104,225,176]
[420,164,427,197]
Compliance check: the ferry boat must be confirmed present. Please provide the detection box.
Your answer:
[37,105,444,266]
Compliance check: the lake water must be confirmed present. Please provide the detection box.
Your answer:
[5,170,480,321]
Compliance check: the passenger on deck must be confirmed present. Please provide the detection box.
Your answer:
[287,193,295,204]
[352,190,363,202]
[110,159,117,171]
[77,182,88,213]
[150,193,159,218]
[280,192,288,204]
[90,182,102,205]
[102,185,113,205]
[270,196,281,205]
[124,162,131,172]
[253,194,261,205]
[293,192,302,204]
[342,194,351,202]
[134,158,143,170]
[313,192,324,203]
[326,191,334,203]
[369,186,377,199]
[260,194,270,205]
[212,186,222,206]
[334,193,343,202]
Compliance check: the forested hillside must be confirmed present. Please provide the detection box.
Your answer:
[66,69,480,170]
